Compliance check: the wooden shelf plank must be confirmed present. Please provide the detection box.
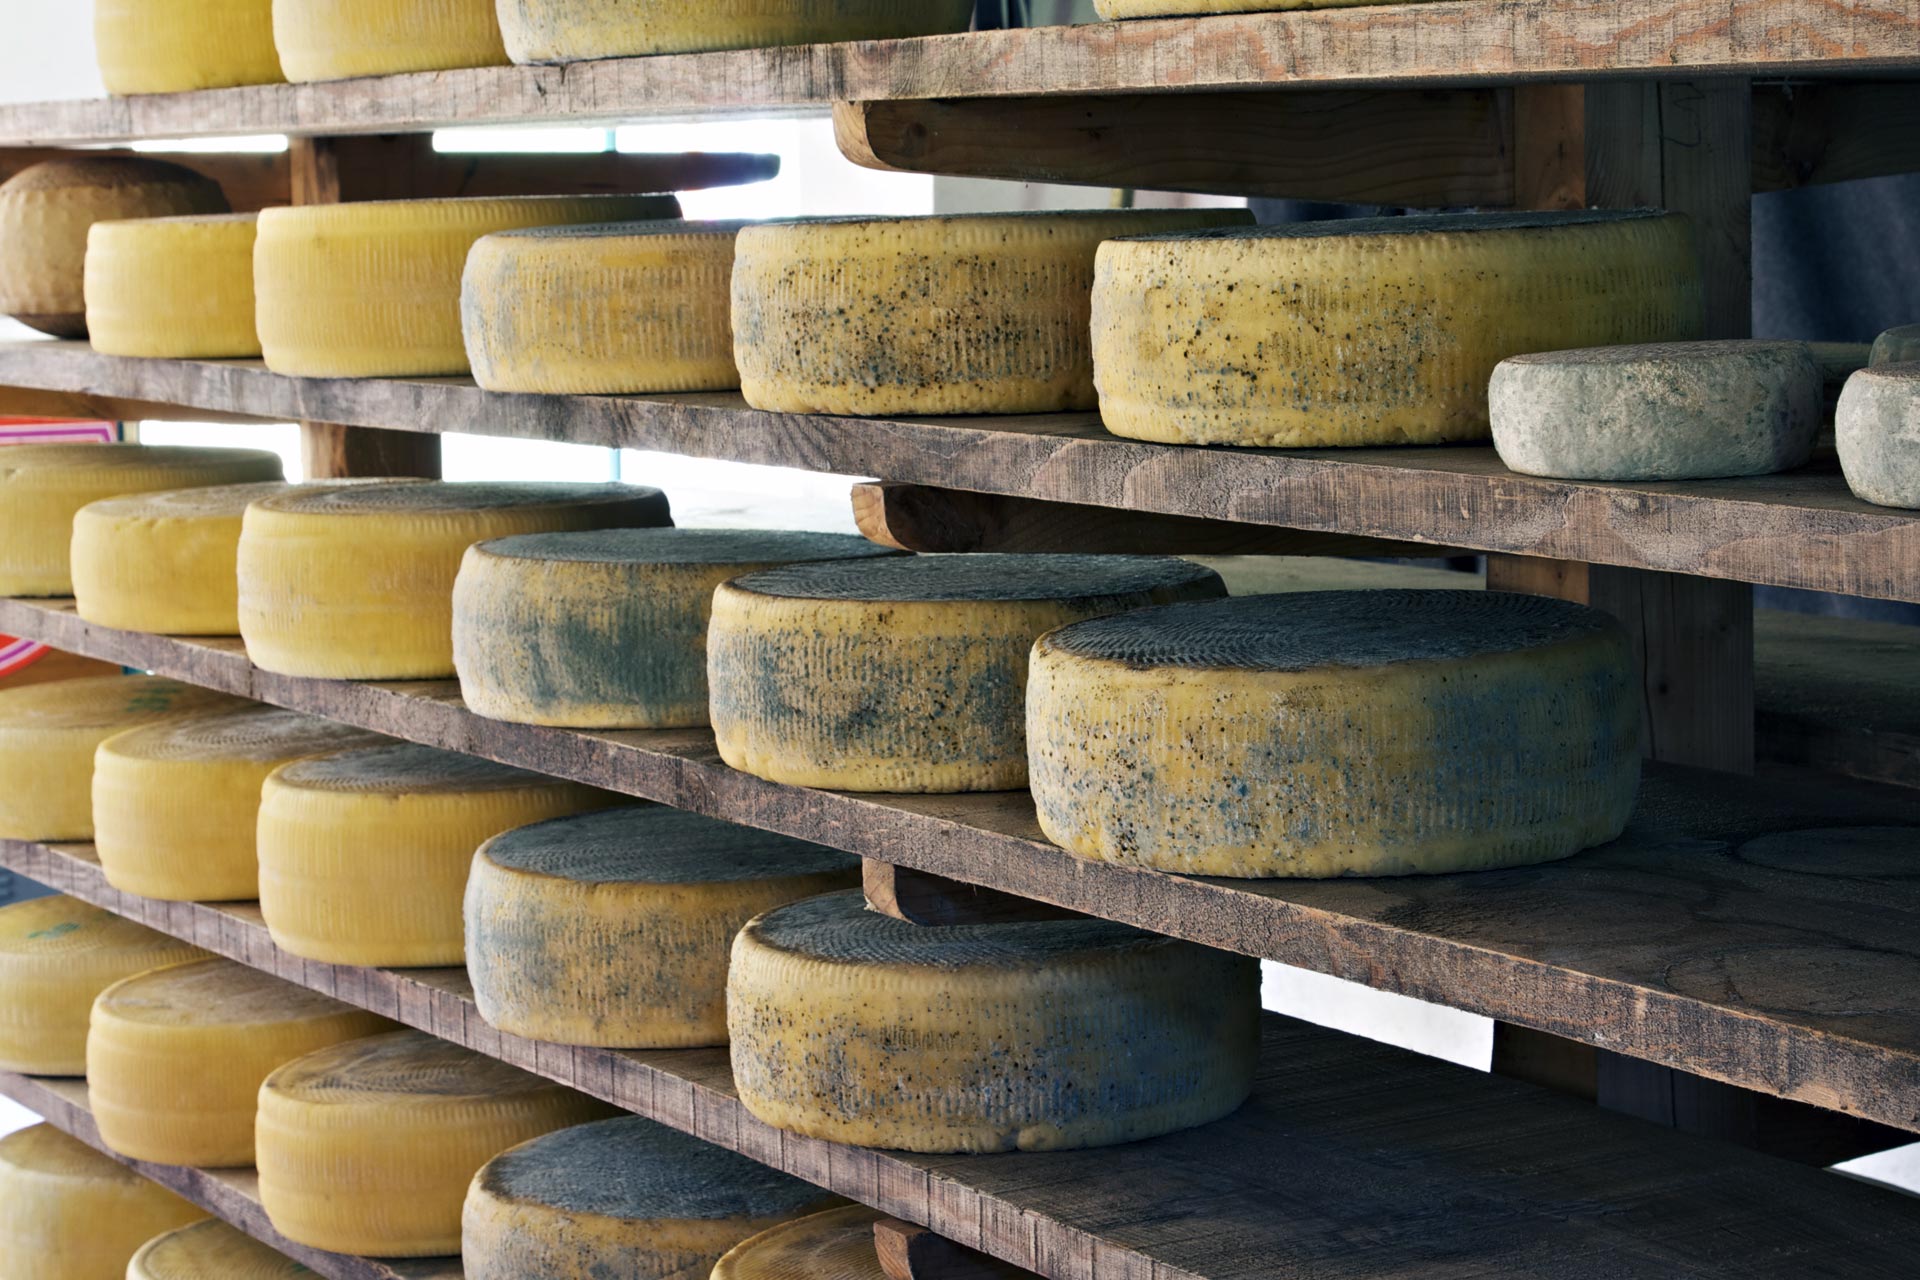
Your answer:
[3,343,1919,601]
[9,598,1920,1134]
[0,1072,460,1280]
[4,841,1918,1280]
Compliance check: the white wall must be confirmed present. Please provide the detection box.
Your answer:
[0,8,101,103]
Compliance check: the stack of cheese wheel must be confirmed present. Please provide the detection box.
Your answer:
[236,481,672,679]
[129,1220,307,1280]
[254,195,680,376]
[273,0,509,80]
[463,1115,845,1278]
[463,219,746,394]
[466,806,860,1046]
[87,957,394,1167]
[95,0,283,91]
[1026,590,1640,877]
[257,1029,611,1256]
[0,675,247,840]
[0,1125,205,1280]
[453,528,899,728]
[258,741,611,966]
[94,704,384,901]
[0,443,284,597]
[1838,362,1920,508]
[706,554,1225,792]
[731,207,1252,416]
[728,891,1260,1152]
[84,214,264,358]
[1873,324,1920,366]
[712,1205,889,1280]
[497,0,975,61]
[0,895,206,1074]
[0,157,229,337]
[1090,209,1704,446]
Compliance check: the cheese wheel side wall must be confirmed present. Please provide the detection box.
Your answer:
[83,215,261,359]
[272,0,509,81]
[0,1126,206,1280]
[94,0,284,92]
[496,0,975,62]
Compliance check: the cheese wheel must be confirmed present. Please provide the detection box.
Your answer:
[733,208,1253,416]
[256,1029,611,1256]
[463,219,746,394]
[94,705,385,902]
[708,554,1225,792]
[0,895,207,1075]
[129,1220,307,1280]
[83,214,262,358]
[0,1125,205,1280]
[0,443,285,597]
[1489,340,1823,481]
[1027,590,1640,878]
[236,481,672,679]
[0,158,230,338]
[453,528,899,728]
[1837,364,1920,509]
[463,1115,844,1279]
[712,1206,888,1280]
[272,0,510,81]
[88,957,395,1167]
[730,891,1259,1152]
[1871,324,1920,367]
[255,195,681,377]
[95,0,284,92]
[258,741,611,966]
[467,806,860,1046]
[498,0,974,61]
[1092,209,1704,447]
[0,675,248,841]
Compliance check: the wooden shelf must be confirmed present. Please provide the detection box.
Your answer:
[5,840,1920,1280]
[5,342,1920,601]
[0,1072,460,1280]
[8,596,1920,1133]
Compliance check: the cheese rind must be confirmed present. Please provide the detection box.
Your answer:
[1490,340,1822,481]
[453,528,898,728]
[1092,210,1705,446]
[237,481,672,679]
[0,1124,205,1280]
[1870,324,1920,367]
[87,957,394,1167]
[255,196,681,377]
[272,0,510,80]
[0,894,208,1075]
[733,209,1252,416]
[498,0,974,61]
[707,555,1226,792]
[466,806,860,1046]
[129,1220,308,1280]
[95,0,284,92]
[1837,364,1920,509]
[712,1205,888,1280]
[463,1115,844,1280]
[1027,590,1640,877]
[84,213,262,358]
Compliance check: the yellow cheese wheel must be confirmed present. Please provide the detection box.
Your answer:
[255,195,681,377]
[729,891,1260,1153]
[258,741,612,967]
[83,214,263,358]
[0,1124,205,1280]
[256,1029,611,1256]
[463,1115,844,1279]
[453,528,899,728]
[236,481,672,679]
[0,894,208,1075]
[1027,590,1641,877]
[498,0,974,61]
[273,0,510,81]
[128,1220,307,1280]
[712,1206,888,1280]
[95,0,284,92]
[0,443,285,598]
[707,554,1225,792]
[0,675,249,841]
[1091,209,1705,446]
[732,208,1252,416]
[88,957,395,1167]
[0,158,230,338]
[467,806,860,1046]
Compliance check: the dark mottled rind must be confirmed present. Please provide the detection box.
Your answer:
[481,806,857,884]
[1118,207,1668,245]
[728,553,1219,603]
[744,889,1160,968]
[474,527,898,567]
[274,741,556,793]
[253,481,668,516]
[267,1029,547,1101]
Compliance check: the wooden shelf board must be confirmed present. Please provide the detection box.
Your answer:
[4,342,1920,601]
[4,841,1920,1280]
[0,1071,460,1280]
[9,597,1920,1134]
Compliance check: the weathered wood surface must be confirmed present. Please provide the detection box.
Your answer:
[0,1073,461,1280]
[1750,81,1920,190]
[863,861,1078,926]
[10,599,1920,1132]
[874,1219,1036,1280]
[5,843,1919,1280]
[1757,609,1920,790]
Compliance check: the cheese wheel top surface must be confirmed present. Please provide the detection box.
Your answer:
[1,157,218,196]
[726,553,1216,604]
[0,1121,134,1178]
[265,1028,550,1105]
[487,217,746,245]
[0,894,180,962]
[0,443,283,488]
[474,527,895,567]
[481,806,857,884]
[0,674,236,729]
[100,704,385,765]
[92,210,258,233]
[130,1220,305,1280]
[260,193,675,231]
[94,956,360,1028]
[1496,338,1813,371]
[250,480,664,519]
[273,741,560,795]
[78,480,295,520]
[1124,207,1668,246]
[714,1205,886,1280]
[745,889,1161,970]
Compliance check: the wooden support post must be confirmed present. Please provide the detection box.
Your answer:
[873,1219,1034,1280]
[863,861,1076,927]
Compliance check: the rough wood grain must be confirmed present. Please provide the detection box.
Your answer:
[863,861,1077,926]
[1756,609,1920,790]
[1751,80,1920,190]
[874,1220,1035,1280]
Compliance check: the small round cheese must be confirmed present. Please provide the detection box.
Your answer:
[463,1115,844,1280]
[1027,590,1640,878]
[256,1029,611,1257]
[454,528,899,728]
[0,1124,205,1280]
[708,554,1226,792]
[1838,364,1920,509]
[498,0,974,61]
[712,1205,888,1280]
[272,0,509,81]
[129,1220,307,1280]
[1489,340,1823,481]
[467,805,860,1046]
[1870,324,1920,367]
[95,0,284,92]
[84,213,263,359]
